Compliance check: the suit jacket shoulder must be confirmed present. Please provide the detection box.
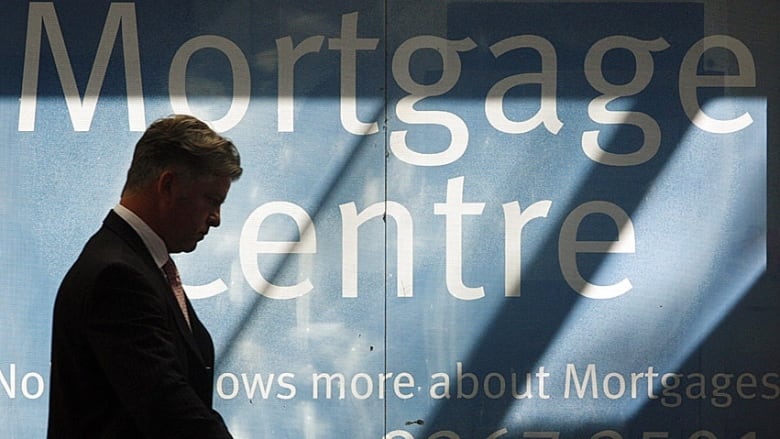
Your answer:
[48,211,231,439]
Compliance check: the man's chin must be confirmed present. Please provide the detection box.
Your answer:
[171,242,198,254]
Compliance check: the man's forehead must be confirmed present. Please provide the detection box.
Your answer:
[194,175,232,193]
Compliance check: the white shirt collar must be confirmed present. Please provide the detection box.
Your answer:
[113,203,169,269]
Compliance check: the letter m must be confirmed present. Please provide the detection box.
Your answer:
[19,2,145,132]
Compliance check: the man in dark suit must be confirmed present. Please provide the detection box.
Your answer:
[47,115,241,438]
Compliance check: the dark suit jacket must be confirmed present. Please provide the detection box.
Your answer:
[48,211,232,439]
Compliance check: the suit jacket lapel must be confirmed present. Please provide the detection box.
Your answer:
[102,211,207,364]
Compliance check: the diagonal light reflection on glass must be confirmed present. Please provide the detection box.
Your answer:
[501,98,766,429]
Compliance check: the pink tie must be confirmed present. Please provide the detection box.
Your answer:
[162,258,191,329]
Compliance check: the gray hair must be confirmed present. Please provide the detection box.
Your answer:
[122,115,242,194]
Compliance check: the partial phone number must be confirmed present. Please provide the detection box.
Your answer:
[385,429,757,439]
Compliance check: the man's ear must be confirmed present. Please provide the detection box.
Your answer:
[157,170,177,200]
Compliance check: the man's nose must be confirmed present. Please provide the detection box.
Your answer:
[208,208,221,227]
